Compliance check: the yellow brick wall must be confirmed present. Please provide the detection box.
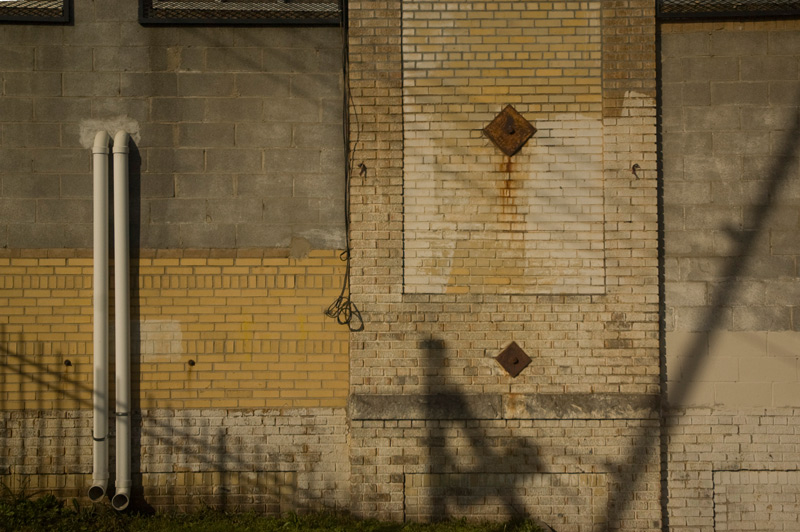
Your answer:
[0,250,349,410]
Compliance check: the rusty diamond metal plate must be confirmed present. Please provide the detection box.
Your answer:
[495,341,532,378]
[483,105,536,157]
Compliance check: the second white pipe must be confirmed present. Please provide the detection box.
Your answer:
[112,131,131,512]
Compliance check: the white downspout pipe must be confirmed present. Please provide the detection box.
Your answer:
[111,131,131,511]
[89,131,111,503]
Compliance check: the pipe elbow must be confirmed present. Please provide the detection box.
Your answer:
[113,131,130,154]
[88,481,107,503]
[111,487,130,511]
[92,131,111,154]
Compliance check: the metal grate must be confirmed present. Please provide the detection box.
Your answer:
[659,0,800,18]
[139,0,341,25]
[0,0,70,23]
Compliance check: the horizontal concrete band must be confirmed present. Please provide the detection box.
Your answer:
[349,393,660,421]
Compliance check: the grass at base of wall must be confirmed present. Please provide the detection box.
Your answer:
[0,493,546,532]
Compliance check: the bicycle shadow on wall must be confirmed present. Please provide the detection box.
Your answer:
[416,337,551,527]
[604,92,800,529]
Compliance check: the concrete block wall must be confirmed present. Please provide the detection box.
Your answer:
[347,0,660,529]
[0,0,351,511]
[661,18,800,530]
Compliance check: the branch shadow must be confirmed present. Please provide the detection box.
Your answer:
[603,88,800,529]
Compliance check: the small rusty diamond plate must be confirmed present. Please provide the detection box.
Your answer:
[495,341,532,378]
[483,105,536,157]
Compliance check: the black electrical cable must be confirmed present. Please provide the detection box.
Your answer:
[326,0,364,332]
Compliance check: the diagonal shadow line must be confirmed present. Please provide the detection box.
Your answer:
[602,96,800,530]
[0,325,299,509]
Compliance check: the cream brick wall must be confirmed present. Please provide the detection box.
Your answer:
[348,0,660,528]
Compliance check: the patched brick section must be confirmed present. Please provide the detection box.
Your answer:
[0,251,348,410]
[714,470,800,531]
[0,408,350,512]
[405,472,607,530]
[401,1,605,295]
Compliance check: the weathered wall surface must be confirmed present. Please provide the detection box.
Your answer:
[347,1,661,529]
[661,18,800,531]
[0,0,350,510]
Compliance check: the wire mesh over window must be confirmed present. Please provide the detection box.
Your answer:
[659,0,800,18]
[139,0,341,25]
[0,0,70,23]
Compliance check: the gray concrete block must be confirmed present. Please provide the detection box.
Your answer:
[290,74,341,99]
[119,22,179,47]
[176,27,235,48]
[175,175,234,198]
[264,47,319,74]
[711,31,768,57]
[2,72,61,97]
[139,223,181,249]
[263,98,319,123]
[769,30,800,56]
[682,105,739,132]
[0,46,34,70]
[33,98,92,122]
[93,47,152,72]
[63,72,121,97]
[32,149,90,174]
[206,47,262,72]
[177,73,235,97]
[36,199,92,223]
[769,81,800,106]
[740,107,797,131]
[661,31,710,59]
[740,56,798,81]
[711,82,769,106]
[741,255,797,278]
[120,73,178,98]
[661,132,712,158]
[764,280,800,306]
[742,155,799,181]
[148,198,207,223]
[235,223,291,248]
[683,155,742,182]
[681,57,738,82]
[235,73,290,98]
[140,174,175,199]
[263,197,317,225]
[732,305,791,331]
[8,223,65,248]
[713,131,771,155]
[207,198,263,223]
[60,174,94,198]
[174,149,206,173]
[177,47,204,72]
[0,123,59,149]
[680,257,727,282]
[293,124,343,150]
[295,224,345,249]
[663,231,714,257]
[293,173,343,199]
[771,231,800,255]
[180,223,236,248]
[235,174,292,197]
[672,304,731,332]
[63,224,92,248]
[0,199,35,223]
[663,182,711,205]
[0,98,33,122]
[665,281,707,307]
[682,82,711,106]
[264,149,319,174]
[2,174,60,198]
[206,149,262,173]
[179,123,234,148]
[0,149,33,172]
[318,198,345,226]
[91,98,148,120]
[320,97,344,124]
[35,46,93,72]
[205,98,263,123]
[135,123,175,149]
[234,123,292,148]
[61,22,122,46]
[0,26,64,46]
[149,98,205,123]
[94,0,133,21]
[320,148,346,173]
[746,206,799,230]
[504,393,659,420]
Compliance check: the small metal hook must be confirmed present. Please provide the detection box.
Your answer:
[631,163,641,178]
